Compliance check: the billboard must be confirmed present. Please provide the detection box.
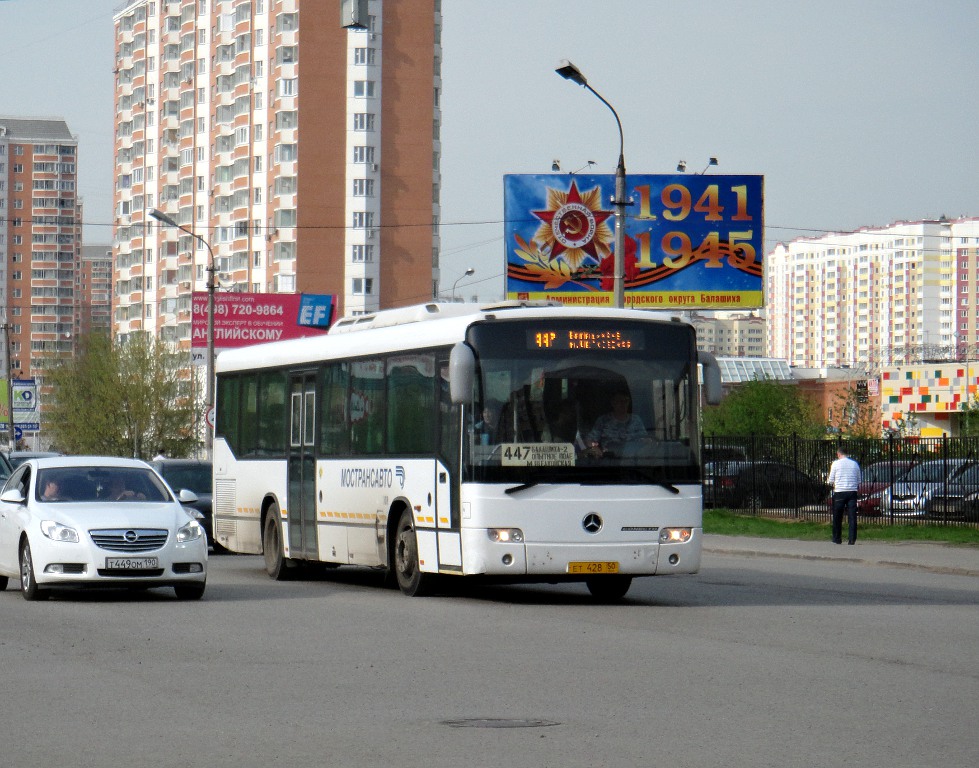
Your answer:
[191,292,334,364]
[504,173,764,309]
[0,378,40,432]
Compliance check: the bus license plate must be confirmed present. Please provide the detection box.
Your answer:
[568,561,619,574]
[105,557,158,569]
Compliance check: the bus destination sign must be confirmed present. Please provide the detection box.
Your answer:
[527,329,644,351]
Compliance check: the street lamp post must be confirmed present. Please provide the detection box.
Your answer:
[451,267,475,302]
[556,59,627,309]
[149,208,215,454]
[1,322,14,448]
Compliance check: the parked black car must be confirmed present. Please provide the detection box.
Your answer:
[150,459,215,547]
[705,460,829,510]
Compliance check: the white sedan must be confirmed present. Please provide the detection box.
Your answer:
[0,457,208,601]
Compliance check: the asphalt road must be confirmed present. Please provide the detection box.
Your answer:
[1,541,976,768]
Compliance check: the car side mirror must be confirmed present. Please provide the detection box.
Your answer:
[178,489,200,504]
[1,488,26,504]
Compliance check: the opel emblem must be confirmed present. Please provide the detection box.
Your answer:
[582,513,603,534]
[124,530,138,542]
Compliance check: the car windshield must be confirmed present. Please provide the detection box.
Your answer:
[158,463,211,494]
[862,462,913,483]
[36,466,172,503]
[949,463,979,486]
[903,461,964,483]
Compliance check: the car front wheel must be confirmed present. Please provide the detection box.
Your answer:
[174,582,206,600]
[20,539,49,601]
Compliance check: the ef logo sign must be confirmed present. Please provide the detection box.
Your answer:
[297,294,334,328]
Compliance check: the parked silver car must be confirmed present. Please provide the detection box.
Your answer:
[880,458,976,516]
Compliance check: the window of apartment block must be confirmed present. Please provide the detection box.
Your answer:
[352,278,374,295]
[352,145,375,164]
[277,46,297,64]
[352,244,374,262]
[352,211,374,229]
[274,144,297,162]
[353,113,374,131]
[277,78,297,97]
[274,209,297,228]
[352,179,374,197]
[354,47,375,66]
[275,110,297,129]
[353,80,375,98]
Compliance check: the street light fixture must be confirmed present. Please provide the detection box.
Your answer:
[149,208,216,454]
[452,267,476,302]
[556,59,627,308]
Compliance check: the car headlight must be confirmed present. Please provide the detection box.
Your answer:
[487,528,524,543]
[659,527,692,544]
[177,519,204,543]
[40,520,79,543]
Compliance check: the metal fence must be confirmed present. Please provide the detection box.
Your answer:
[702,434,979,527]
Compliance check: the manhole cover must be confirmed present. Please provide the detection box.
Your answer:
[441,718,560,729]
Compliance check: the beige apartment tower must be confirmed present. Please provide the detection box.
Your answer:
[112,0,442,348]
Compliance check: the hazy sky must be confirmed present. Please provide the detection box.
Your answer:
[2,0,977,301]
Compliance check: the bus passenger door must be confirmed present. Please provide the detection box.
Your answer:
[287,373,317,560]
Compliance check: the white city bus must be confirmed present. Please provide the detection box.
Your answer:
[212,301,721,599]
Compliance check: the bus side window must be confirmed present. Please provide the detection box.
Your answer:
[387,353,436,454]
[320,362,350,455]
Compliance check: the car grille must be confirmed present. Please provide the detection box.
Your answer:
[89,529,168,552]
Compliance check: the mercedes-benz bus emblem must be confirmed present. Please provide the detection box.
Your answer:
[582,513,603,533]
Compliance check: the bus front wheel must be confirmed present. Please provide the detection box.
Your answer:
[585,575,632,602]
[393,509,433,597]
[263,504,290,581]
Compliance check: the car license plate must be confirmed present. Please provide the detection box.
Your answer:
[567,561,619,574]
[105,557,159,569]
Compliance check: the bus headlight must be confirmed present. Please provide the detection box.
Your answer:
[659,527,692,544]
[487,528,524,543]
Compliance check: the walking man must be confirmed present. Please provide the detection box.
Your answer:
[828,446,861,545]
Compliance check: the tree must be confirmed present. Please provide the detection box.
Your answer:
[960,395,979,437]
[827,384,881,438]
[43,332,198,458]
[702,378,824,438]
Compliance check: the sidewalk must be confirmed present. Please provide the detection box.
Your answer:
[703,534,979,578]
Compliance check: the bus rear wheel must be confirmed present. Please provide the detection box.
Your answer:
[585,575,632,602]
[393,509,433,597]
[263,504,291,581]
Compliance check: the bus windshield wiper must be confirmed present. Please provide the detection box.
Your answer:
[505,481,539,495]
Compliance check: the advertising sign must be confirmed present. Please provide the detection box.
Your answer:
[0,378,40,432]
[504,173,764,309]
[192,292,333,363]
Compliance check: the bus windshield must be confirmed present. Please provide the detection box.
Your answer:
[463,318,700,486]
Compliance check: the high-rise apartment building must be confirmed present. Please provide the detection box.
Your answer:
[0,117,80,380]
[78,245,114,337]
[767,217,979,370]
[689,312,766,357]
[112,0,441,350]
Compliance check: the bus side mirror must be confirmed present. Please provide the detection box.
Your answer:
[698,351,723,405]
[449,342,475,405]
